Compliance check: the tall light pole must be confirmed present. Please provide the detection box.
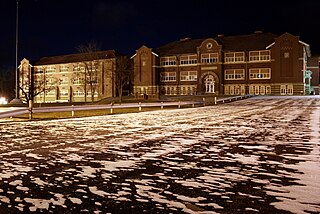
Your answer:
[10,1,23,104]
[15,1,19,98]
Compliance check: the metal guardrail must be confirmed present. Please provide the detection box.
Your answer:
[0,108,29,119]
[0,95,254,120]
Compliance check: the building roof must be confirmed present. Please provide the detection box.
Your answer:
[216,32,278,51]
[34,50,121,66]
[155,32,278,56]
[155,38,205,56]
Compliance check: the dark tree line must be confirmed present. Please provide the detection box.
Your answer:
[0,66,15,100]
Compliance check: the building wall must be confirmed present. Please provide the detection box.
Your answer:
[133,46,159,99]
[20,58,116,103]
[133,33,309,97]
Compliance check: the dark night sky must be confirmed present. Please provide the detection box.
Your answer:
[1,0,320,68]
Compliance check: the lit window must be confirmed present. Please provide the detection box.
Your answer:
[46,66,56,73]
[59,77,69,85]
[225,69,245,80]
[249,50,270,62]
[201,53,218,64]
[60,65,69,72]
[249,68,271,79]
[160,72,176,82]
[180,55,197,65]
[180,71,197,81]
[225,52,245,63]
[160,56,177,66]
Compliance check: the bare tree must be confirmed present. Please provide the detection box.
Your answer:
[114,56,133,102]
[76,41,101,103]
[19,65,57,104]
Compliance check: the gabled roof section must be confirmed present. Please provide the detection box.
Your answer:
[155,33,278,56]
[155,38,205,56]
[34,50,121,66]
[266,32,311,57]
[216,32,278,51]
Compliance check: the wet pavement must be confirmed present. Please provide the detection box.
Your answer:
[0,96,319,213]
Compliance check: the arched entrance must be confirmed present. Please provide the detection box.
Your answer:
[204,75,215,93]
[199,71,220,94]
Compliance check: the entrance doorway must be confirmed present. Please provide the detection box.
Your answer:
[205,75,215,93]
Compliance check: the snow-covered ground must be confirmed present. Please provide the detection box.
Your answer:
[0,96,319,213]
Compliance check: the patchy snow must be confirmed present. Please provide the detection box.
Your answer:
[0,96,319,213]
[69,197,82,204]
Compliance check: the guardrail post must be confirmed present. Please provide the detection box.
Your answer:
[72,105,74,117]
[139,102,141,111]
[178,101,181,108]
[203,98,205,106]
[110,103,113,114]
[161,102,163,109]
[214,97,217,105]
[192,103,195,108]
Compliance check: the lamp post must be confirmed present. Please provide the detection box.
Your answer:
[15,1,19,98]
[10,1,23,105]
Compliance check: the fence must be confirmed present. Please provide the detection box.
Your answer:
[0,95,254,120]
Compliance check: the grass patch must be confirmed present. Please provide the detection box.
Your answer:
[12,105,189,121]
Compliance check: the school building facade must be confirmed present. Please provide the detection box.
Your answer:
[132,32,311,98]
[19,50,120,103]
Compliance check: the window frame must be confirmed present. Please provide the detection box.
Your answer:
[160,56,177,67]
[225,52,245,63]
[180,55,198,65]
[180,71,197,81]
[224,69,245,80]
[249,68,271,80]
[201,53,219,64]
[249,50,271,62]
[160,72,176,82]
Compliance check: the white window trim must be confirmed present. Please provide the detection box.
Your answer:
[160,72,176,82]
[160,56,177,67]
[180,71,197,81]
[249,68,271,80]
[225,69,245,80]
[249,50,271,62]
[225,52,245,63]
[201,53,219,64]
[180,55,198,66]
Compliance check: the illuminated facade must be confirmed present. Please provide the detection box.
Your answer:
[19,50,119,103]
[133,32,311,97]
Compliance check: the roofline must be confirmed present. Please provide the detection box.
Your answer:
[300,41,311,57]
[130,52,158,59]
[299,41,310,47]
[266,42,275,49]
[130,53,136,59]
[265,40,311,57]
